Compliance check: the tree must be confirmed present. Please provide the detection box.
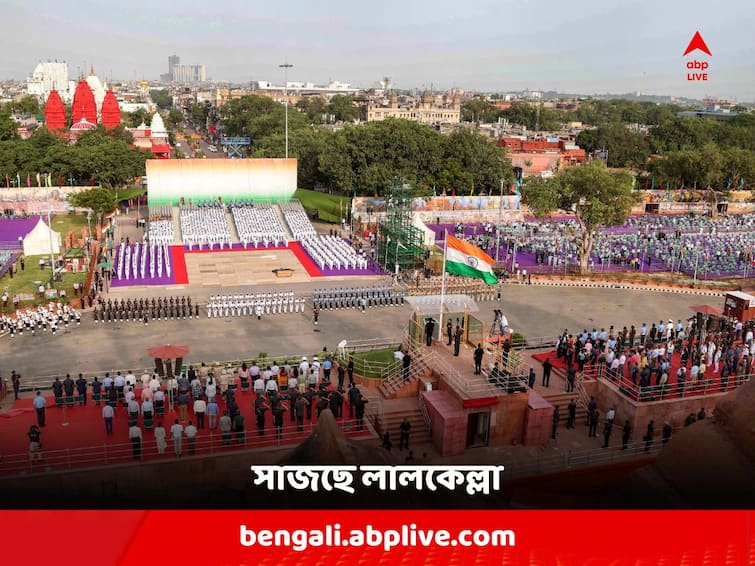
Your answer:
[166,108,184,130]
[461,98,499,123]
[10,95,41,117]
[0,110,17,140]
[327,95,360,123]
[576,124,650,169]
[150,89,173,110]
[522,162,638,274]
[68,187,118,223]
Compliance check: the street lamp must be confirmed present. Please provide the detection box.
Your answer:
[279,62,293,159]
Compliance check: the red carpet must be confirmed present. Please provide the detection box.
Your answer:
[532,351,566,370]
[171,245,189,285]
[531,348,744,401]
[287,241,323,277]
[0,386,370,476]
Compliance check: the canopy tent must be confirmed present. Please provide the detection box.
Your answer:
[412,212,437,247]
[22,218,61,256]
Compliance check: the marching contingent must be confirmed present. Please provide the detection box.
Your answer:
[93,296,198,324]
[0,302,81,337]
[312,286,405,311]
[206,291,305,318]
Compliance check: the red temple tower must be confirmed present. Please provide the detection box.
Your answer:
[101,89,121,129]
[72,79,97,125]
[44,89,67,132]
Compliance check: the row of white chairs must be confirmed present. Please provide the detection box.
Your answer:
[146,220,174,246]
[231,205,288,248]
[300,235,369,270]
[180,206,232,250]
[281,201,317,240]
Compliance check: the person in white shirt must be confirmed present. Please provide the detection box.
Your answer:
[288,375,298,391]
[154,389,165,412]
[102,403,114,434]
[149,375,161,392]
[170,419,184,456]
[154,422,167,454]
[184,421,198,455]
[299,357,309,376]
[142,399,154,419]
[125,387,136,403]
[193,398,207,429]
[606,408,615,424]
[265,377,278,394]
[129,424,142,458]
[270,362,280,377]
[253,376,265,394]
[125,371,137,387]
[205,377,217,401]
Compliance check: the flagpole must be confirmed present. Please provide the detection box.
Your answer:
[438,230,448,341]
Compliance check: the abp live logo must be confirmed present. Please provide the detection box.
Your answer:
[684,31,711,81]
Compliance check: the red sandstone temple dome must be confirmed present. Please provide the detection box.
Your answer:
[101,89,121,130]
[69,116,96,142]
[44,89,67,132]
[72,79,97,124]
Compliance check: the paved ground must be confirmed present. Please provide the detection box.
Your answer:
[0,283,720,384]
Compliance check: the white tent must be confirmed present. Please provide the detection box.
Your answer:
[22,218,61,256]
[412,213,437,247]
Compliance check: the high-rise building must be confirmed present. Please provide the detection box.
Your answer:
[168,54,180,80]
[163,54,205,84]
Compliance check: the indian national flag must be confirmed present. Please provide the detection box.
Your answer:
[445,234,498,285]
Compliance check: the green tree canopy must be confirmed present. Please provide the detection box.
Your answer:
[576,124,650,169]
[522,162,638,273]
[68,187,118,219]
[327,95,360,123]
[150,89,173,110]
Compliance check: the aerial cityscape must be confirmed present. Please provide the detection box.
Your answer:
[0,3,752,554]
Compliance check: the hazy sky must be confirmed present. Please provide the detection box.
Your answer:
[2,0,753,99]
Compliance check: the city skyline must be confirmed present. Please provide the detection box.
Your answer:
[1,0,753,100]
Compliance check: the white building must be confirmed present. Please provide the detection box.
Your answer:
[27,61,76,102]
[252,80,361,96]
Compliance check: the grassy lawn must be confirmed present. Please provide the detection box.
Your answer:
[1,259,87,311]
[294,188,351,224]
[351,347,399,379]
[50,212,89,239]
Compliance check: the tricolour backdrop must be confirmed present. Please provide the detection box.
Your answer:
[146,159,297,206]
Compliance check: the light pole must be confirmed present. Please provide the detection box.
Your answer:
[279,62,293,159]
[47,209,56,288]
